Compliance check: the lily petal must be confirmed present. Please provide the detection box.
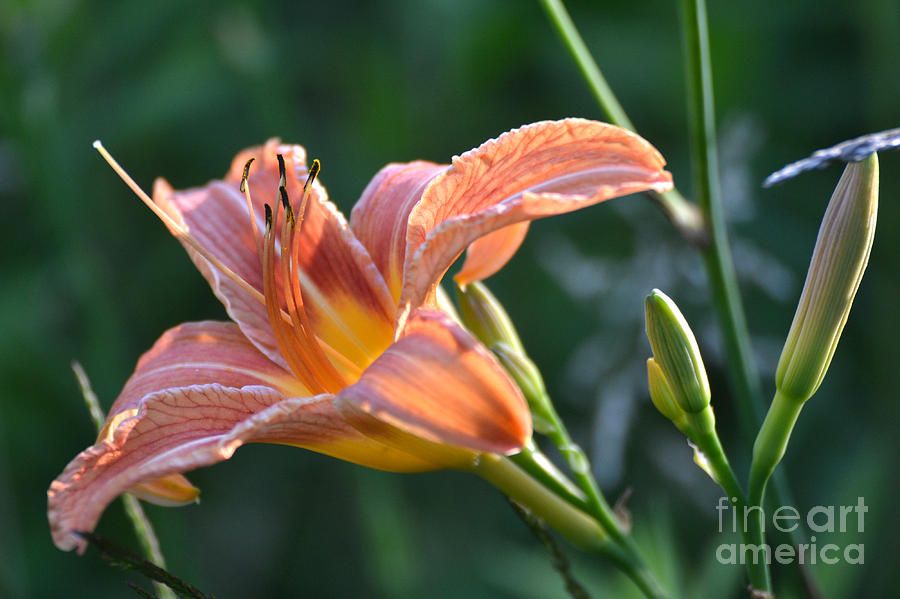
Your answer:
[334,309,531,459]
[349,161,447,302]
[104,320,305,420]
[49,384,433,553]
[399,119,673,314]
[455,222,530,286]
[153,140,397,371]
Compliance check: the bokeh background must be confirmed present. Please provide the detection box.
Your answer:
[2,0,898,597]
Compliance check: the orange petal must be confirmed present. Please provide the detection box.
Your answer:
[153,140,397,371]
[104,321,305,420]
[349,161,447,302]
[334,309,531,458]
[127,473,199,507]
[398,119,673,314]
[48,384,433,553]
[455,222,530,286]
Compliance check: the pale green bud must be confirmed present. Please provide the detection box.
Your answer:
[492,343,556,435]
[456,281,526,355]
[646,358,685,425]
[647,358,715,440]
[644,289,711,414]
[775,154,878,402]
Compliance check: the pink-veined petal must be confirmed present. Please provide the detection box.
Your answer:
[334,309,531,460]
[91,320,302,512]
[104,321,304,420]
[153,140,397,371]
[398,119,673,315]
[48,384,434,553]
[349,161,447,302]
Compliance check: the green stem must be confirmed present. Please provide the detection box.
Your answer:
[538,393,670,598]
[746,391,805,594]
[476,455,669,599]
[678,0,780,591]
[510,440,591,513]
[474,454,608,552]
[538,0,706,244]
[677,0,763,449]
[597,539,671,599]
[749,392,805,508]
[696,428,745,506]
[538,0,633,130]
[72,362,177,599]
[507,498,592,599]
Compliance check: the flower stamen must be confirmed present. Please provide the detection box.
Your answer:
[262,203,328,393]
[275,156,347,391]
[240,157,263,257]
[93,141,266,307]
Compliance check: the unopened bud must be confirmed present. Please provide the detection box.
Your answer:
[456,281,525,355]
[775,154,878,402]
[646,358,685,425]
[492,343,555,435]
[644,289,711,414]
[647,358,715,440]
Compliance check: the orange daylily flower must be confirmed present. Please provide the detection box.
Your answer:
[48,119,672,553]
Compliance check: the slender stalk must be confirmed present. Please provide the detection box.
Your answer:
[540,0,823,594]
[537,391,671,598]
[538,0,633,130]
[596,539,671,599]
[745,392,806,593]
[677,0,762,442]
[507,498,592,599]
[538,0,706,244]
[476,455,669,599]
[677,0,777,591]
[544,412,624,543]
[696,430,745,506]
[510,440,591,513]
[474,454,609,552]
[73,362,177,599]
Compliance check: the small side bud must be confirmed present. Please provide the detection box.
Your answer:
[644,289,711,414]
[646,358,686,425]
[775,154,878,402]
[646,358,715,440]
[492,343,555,435]
[456,281,525,355]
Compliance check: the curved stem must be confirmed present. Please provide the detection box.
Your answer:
[510,440,590,513]
[538,0,633,130]
[474,454,609,551]
[678,0,763,451]
[536,391,670,598]
[596,539,670,599]
[697,429,746,506]
[746,391,805,594]
[678,0,779,592]
[538,0,706,243]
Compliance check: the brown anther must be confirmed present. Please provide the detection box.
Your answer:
[304,159,321,192]
[277,154,287,189]
[279,187,295,228]
[240,158,255,193]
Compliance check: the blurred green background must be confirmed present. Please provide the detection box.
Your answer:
[1,0,898,597]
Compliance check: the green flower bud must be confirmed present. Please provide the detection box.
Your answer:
[775,154,878,402]
[646,358,685,425]
[647,358,716,440]
[492,343,556,435]
[456,281,525,355]
[644,289,711,414]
